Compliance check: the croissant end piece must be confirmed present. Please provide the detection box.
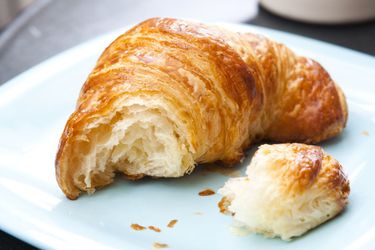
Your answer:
[218,143,350,240]
[56,18,348,199]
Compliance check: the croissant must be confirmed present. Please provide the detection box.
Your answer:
[56,18,347,199]
[218,143,350,240]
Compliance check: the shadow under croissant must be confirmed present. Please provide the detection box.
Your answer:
[319,129,348,148]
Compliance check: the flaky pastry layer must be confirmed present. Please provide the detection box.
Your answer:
[56,18,348,199]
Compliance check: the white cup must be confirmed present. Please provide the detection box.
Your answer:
[260,0,375,24]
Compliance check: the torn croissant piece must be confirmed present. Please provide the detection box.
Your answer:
[56,17,348,199]
[218,143,350,240]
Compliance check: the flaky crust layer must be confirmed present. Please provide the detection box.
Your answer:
[56,18,348,199]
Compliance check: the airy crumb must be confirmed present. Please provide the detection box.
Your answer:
[153,242,168,248]
[167,219,178,228]
[199,188,215,196]
[362,130,369,136]
[148,225,161,232]
[130,223,146,231]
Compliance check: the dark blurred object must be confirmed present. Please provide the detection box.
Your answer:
[0,0,33,29]
[250,6,375,56]
[0,230,38,250]
[260,0,375,24]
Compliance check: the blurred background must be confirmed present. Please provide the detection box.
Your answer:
[0,0,374,248]
[1,0,375,87]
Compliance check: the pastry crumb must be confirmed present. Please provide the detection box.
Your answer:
[218,197,231,214]
[362,130,369,136]
[199,188,215,196]
[148,225,161,232]
[167,219,178,228]
[130,223,146,231]
[153,242,168,248]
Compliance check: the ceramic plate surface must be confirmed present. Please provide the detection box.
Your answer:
[0,23,375,250]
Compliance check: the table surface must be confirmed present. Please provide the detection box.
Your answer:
[0,0,374,249]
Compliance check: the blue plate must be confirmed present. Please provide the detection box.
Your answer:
[0,23,374,249]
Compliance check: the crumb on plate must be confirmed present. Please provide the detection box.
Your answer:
[153,242,168,248]
[202,163,242,177]
[148,225,161,232]
[167,219,178,228]
[130,223,146,231]
[199,188,215,196]
[218,197,231,214]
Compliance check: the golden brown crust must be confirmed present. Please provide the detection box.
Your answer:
[260,144,349,200]
[55,18,348,199]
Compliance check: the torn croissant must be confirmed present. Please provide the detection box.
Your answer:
[56,18,348,199]
[218,143,350,240]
